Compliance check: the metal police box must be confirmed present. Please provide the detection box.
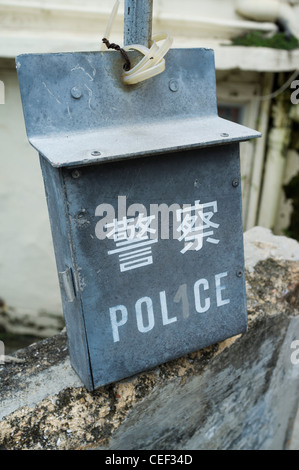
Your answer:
[17,49,261,390]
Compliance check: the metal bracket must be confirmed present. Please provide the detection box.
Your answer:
[16,49,261,169]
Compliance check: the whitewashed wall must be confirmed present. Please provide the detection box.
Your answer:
[0,64,63,335]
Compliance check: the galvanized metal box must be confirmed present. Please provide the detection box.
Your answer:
[17,48,260,390]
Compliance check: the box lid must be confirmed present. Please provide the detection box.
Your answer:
[16,48,261,168]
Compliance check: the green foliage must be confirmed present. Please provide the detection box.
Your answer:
[230,31,299,50]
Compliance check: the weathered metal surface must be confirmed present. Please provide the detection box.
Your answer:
[16,47,261,390]
[42,142,246,390]
[16,49,261,168]
[71,142,245,389]
[124,0,153,47]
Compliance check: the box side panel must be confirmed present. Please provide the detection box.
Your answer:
[39,156,93,390]
[63,143,247,389]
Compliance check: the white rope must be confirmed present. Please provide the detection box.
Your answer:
[122,32,173,85]
[102,0,173,85]
[100,0,120,51]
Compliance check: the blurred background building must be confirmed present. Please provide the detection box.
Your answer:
[0,0,299,345]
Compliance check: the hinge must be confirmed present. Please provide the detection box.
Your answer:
[58,266,76,303]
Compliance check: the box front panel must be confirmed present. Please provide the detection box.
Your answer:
[63,143,246,388]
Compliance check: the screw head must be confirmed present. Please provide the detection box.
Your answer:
[221,133,229,137]
[71,169,81,179]
[169,79,179,92]
[236,270,243,278]
[91,150,101,157]
[71,86,82,99]
[232,179,239,188]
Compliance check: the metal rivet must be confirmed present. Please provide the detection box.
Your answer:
[221,133,229,137]
[232,179,239,188]
[71,170,81,179]
[71,86,82,99]
[169,79,179,92]
[237,271,243,278]
[91,150,101,156]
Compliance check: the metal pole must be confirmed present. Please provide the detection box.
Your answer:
[124,0,153,47]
